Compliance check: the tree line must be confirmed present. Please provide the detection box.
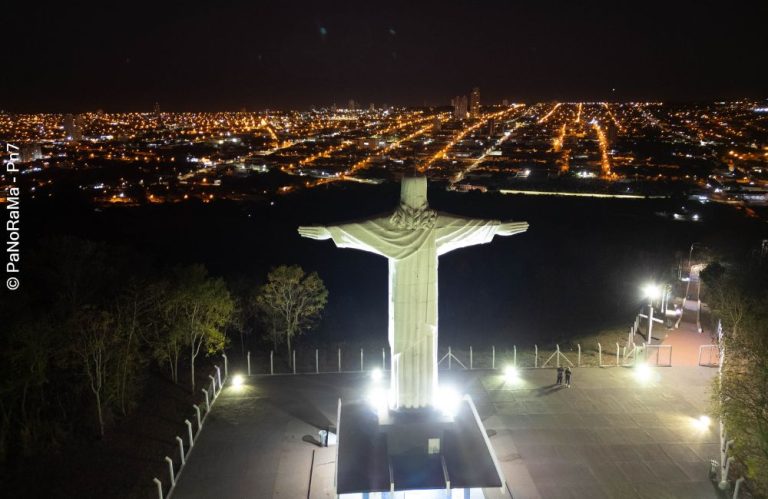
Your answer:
[0,236,326,464]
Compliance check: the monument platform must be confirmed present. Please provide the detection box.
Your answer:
[170,367,721,499]
[336,400,503,494]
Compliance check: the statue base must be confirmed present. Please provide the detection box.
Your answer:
[335,397,505,495]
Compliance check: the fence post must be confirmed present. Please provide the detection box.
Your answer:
[176,436,185,465]
[470,346,473,370]
[514,345,517,367]
[577,344,581,367]
[338,348,341,372]
[315,349,319,374]
[215,366,222,389]
[382,348,386,369]
[616,343,620,366]
[185,419,194,448]
[270,351,274,375]
[153,478,163,499]
[247,351,251,376]
[193,404,202,431]
[202,389,210,412]
[556,345,561,368]
[492,346,496,369]
[165,456,175,486]
[534,345,538,368]
[448,347,452,370]
[293,350,296,375]
[222,354,228,377]
[208,375,216,397]
[598,342,602,367]
[360,348,364,371]
[733,477,745,498]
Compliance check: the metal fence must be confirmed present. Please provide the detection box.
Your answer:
[235,342,677,377]
[151,360,229,499]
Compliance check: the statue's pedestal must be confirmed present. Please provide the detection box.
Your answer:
[335,397,504,496]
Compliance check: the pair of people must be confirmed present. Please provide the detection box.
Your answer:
[556,366,572,387]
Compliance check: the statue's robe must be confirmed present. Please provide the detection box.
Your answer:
[327,214,503,409]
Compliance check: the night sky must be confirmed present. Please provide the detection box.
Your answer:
[4,0,767,112]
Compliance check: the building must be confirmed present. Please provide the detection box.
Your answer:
[20,144,42,163]
[469,87,480,118]
[452,95,468,119]
[62,114,83,141]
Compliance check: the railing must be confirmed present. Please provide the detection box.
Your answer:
[151,359,228,499]
[698,344,720,367]
[233,342,679,376]
[643,344,672,366]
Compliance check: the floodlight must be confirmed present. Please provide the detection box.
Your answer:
[434,386,461,417]
[697,415,711,429]
[643,283,661,300]
[504,365,519,382]
[634,363,653,383]
[232,374,244,388]
[367,387,389,414]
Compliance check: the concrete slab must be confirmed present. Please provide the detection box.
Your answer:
[171,366,721,499]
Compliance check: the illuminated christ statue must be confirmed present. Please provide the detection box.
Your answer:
[299,176,528,409]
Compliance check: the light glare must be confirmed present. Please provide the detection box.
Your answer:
[504,365,519,382]
[634,363,653,383]
[371,368,383,382]
[232,374,244,388]
[434,386,461,417]
[643,283,661,300]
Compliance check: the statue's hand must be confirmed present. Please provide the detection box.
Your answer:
[298,226,332,240]
[497,221,529,236]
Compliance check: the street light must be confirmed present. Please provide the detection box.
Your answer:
[641,283,663,345]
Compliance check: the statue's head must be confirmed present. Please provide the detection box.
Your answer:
[400,176,428,211]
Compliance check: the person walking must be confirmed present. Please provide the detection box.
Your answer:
[564,367,572,387]
[556,366,564,385]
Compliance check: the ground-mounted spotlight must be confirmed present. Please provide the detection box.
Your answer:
[371,368,383,382]
[433,386,461,417]
[694,415,711,430]
[367,387,389,415]
[643,283,661,301]
[504,365,519,382]
[634,363,653,383]
[232,374,244,388]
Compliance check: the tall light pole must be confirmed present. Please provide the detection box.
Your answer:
[641,283,662,345]
[688,242,705,278]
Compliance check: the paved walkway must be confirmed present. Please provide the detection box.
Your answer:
[660,269,718,366]
[172,366,721,499]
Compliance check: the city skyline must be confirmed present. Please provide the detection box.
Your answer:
[3,0,767,113]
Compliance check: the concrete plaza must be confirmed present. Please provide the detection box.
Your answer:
[171,366,720,499]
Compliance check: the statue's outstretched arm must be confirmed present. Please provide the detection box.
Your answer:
[298,226,332,240]
[497,221,529,236]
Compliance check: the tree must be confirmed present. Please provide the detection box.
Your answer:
[706,263,768,496]
[70,307,118,437]
[112,279,154,415]
[256,265,328,364]
[166,265,234,390]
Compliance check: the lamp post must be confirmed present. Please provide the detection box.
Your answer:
[642,284,661,345]
[688,242,705,278]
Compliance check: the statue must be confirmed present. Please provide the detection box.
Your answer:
[299,176,528,409]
